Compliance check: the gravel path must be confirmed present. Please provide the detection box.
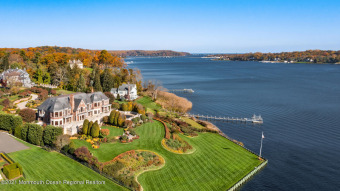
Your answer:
[16,94,38,109]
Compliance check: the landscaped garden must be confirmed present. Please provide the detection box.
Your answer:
[71,120,263,190]
[1,139,127,191]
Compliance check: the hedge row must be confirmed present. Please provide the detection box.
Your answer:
[154,118,170,139]
[3,162,22,180]
[0,153,14,164]
[0,114,22,132]
[20,124,63,146]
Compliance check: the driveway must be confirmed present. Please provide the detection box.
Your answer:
[0,132,29,153]
[16,94,38,110]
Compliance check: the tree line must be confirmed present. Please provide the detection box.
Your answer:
[214,50,340,63]
[0,46,143,93]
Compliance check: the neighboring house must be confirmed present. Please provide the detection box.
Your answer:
[69,59,84,69]
[111,84,138,100]
[0,68,34,87]
[37,92,111,135]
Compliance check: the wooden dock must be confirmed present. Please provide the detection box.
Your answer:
[168,89,194,93]
[188,114,263,124]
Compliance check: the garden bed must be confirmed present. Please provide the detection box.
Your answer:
[102,150,165,191]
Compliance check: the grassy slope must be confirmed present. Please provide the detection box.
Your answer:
[135,97,162,113]
[181,117,204,129]
[1,140,126,191]
[74,121,262,190]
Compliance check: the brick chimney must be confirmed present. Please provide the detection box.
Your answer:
[70,94,74,114]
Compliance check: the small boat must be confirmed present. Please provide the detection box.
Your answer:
[252,114,263,123]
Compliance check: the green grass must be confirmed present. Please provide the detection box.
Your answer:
[0,161,6,167]
[9,95,19,101]
[56,89,75,95]
[1,140,127,191]
[101,126,124,137]
[74,121,262,190]
[136,96,162,113]
[181,117,204,129]
[84,68,93,72]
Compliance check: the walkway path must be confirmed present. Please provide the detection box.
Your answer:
[16,94,38,109]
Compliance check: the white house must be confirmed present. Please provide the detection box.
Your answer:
[69,59,84,69]
[111,84,138,100]
[0,68,34,87]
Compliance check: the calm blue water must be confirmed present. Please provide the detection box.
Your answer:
[128,56,340,191]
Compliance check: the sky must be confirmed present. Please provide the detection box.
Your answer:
[0,0,340,53]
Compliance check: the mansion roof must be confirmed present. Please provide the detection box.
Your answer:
[37,92,108,112]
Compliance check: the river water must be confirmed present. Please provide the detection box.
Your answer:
[127,56,340,191]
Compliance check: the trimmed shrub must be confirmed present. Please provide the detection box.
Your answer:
[19,108,36,123]
[91,122,100,138]
[121,103,128,111]
[100,129,109,136]
[82,119,89,135]
[21,125,28,141]
[24,123,44,146]
[0,114,23,132]
[43,125,63,146]
[88,121,93,136]
[14,125,22,139]
[3,163,22,180]
[111,102,120,110]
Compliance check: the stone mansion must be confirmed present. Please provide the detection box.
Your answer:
[37,92,111,135]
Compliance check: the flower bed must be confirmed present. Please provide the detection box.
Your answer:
[161,134,194,154]
[102,150,165,191]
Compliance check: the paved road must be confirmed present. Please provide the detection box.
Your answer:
[16,94,38,109]
[0,132,29,153]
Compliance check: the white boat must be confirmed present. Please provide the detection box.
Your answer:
[252,114,263,123]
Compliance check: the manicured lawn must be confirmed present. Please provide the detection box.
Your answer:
[136,96,162,113]
[1,140,127,191]
[56,89,75,95]
[101,126,124,137]
[74,121,262,190]
[181,117,204,129]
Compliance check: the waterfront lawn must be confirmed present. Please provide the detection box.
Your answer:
[1,140,126,191]
[136,96,162,113]
[181,117,205,129]
[74,121,262,190]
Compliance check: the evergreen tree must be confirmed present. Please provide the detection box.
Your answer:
[82,119,89,135]
[1,53,10,71]
[77,74,86,92]
[101,69,115,92]
[109,111,115,125]
[88,121,93,136]
[93,68,102,92]
[91,122,100,138]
